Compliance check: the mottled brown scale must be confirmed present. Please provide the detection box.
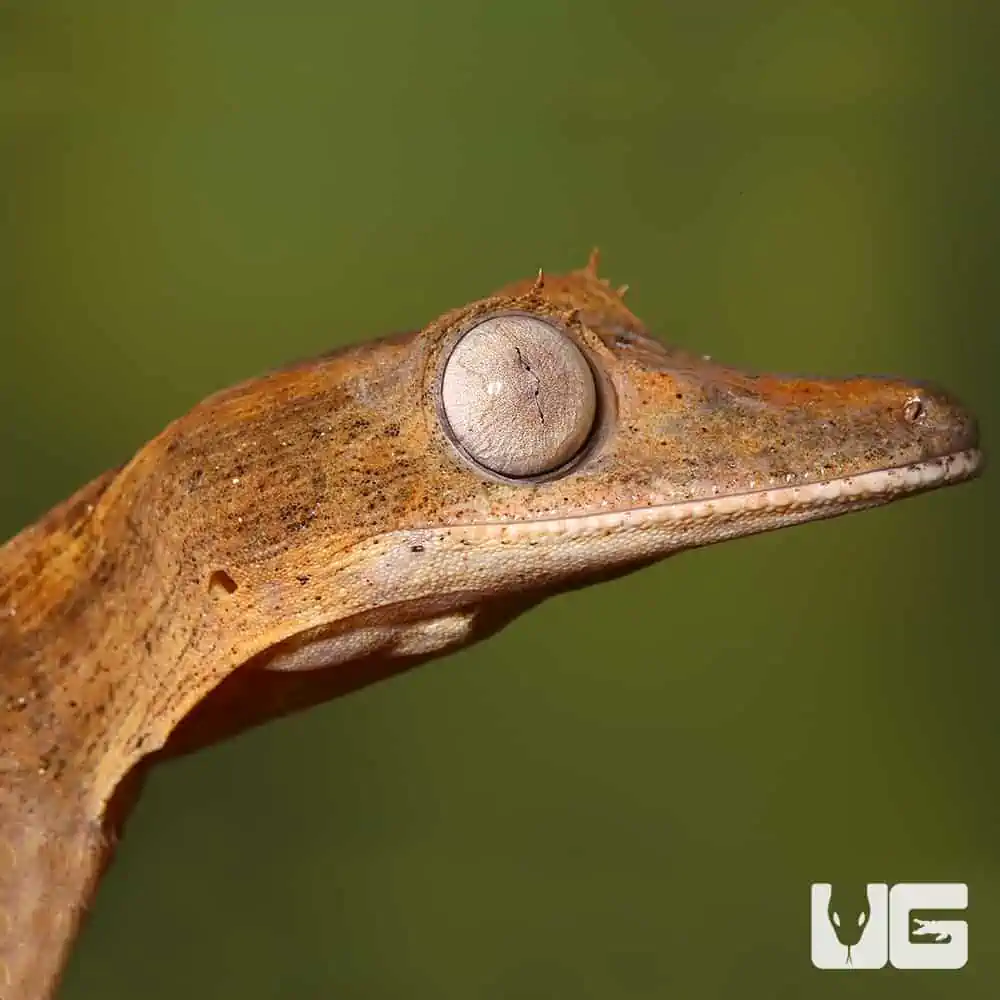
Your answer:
[0,259,981,999]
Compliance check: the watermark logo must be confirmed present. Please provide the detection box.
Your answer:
[810,883,968,970]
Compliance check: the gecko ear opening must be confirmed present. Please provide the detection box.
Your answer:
[438,313,598,481]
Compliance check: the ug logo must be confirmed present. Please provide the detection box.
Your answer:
[810,882,968,970]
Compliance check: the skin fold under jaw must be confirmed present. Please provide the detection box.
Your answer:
[0,255,983,1000]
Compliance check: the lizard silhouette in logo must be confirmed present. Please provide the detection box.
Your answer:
[827,883,872,965]
[912,918,953,944]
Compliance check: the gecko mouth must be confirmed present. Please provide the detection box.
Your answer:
[371,446,982,604]
[459,447,983,541]
[605,446,983,529]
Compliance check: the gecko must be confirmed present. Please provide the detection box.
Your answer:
[0,255,982,999]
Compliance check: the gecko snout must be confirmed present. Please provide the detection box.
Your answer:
[898,380,980,459]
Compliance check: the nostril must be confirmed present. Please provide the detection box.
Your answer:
[903,396,926,424]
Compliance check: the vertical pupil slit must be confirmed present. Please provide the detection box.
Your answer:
[515,346,544,423]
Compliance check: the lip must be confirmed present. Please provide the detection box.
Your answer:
[442,446,983,540]
[578,446,984,534]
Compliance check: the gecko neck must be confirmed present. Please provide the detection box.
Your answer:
[0,774,108,1000]
[0,472,178,1000]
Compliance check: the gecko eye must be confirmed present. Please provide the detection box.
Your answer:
[440,313,597,479]
[858,912,867,927]
[831,912,841,928]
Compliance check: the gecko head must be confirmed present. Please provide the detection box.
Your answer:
[316,256,981,620]
[150,256,981,750]
[428,258,981,511]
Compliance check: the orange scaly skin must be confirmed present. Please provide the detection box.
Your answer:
[0,259,982,999]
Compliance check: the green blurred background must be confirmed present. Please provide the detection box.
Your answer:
[3,2,997,997]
